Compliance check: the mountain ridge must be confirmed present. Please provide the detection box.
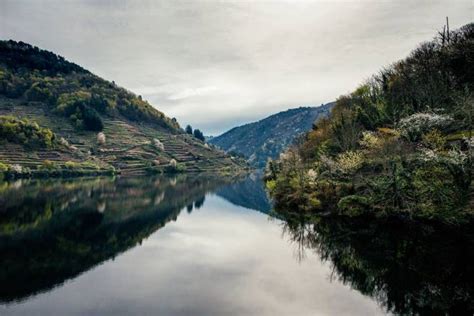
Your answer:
[209,103,334,167]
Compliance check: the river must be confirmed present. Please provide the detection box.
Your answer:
[0,174,472,315]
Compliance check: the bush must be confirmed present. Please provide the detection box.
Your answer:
[40,160,58,171]
[82,106,103,131]
[185,125,193,134]
[97,132,106,145]
[193,129,205,141]
[0,162,9,172]
[337,195,371,217]
[0,115,55,148]
[153,138,164,151]
[398,113,453,141]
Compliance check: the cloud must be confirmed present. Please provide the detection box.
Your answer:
[168,86,218,100]
[1,0,472,135]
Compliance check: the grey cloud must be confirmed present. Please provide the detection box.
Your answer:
[1,0,472,135]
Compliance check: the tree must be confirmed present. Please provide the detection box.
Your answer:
[81,106,104,131]
[193,129,205,141]
[185,125,193,134]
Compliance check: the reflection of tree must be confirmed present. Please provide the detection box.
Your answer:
[194,196,205,209]
[0,174,238,303]
[279,210,474,315]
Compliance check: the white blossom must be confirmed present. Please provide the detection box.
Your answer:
[398,113,453,140]
[97,132,106,145]
[463,136,474,148]
[169,159,177,167]
[59,137,70,147]
[10,164,23,173]
[307,169,318,183]
[153,138,165,151]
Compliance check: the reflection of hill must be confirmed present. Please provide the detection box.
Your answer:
[0,174,235,303]
[216,174,272,214]
[279,211,474,315]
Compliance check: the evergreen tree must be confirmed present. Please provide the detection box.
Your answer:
[185,125,193,134]
[193,129,205,141]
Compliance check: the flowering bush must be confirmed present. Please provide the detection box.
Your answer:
[359,131,382,149]
[463,136,474,148]
[336,151,364,174]
[97,132,106,145]
[0,162,10,172]
[59,137,70,147]
[398,113,453,141]
[153,138,165,151]
[169,159,177,168]
[419,148,468,167]
[10,164,23,173]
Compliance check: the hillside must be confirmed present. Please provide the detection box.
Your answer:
[266,23,474,224]
[0,40,245,176]
[209,103,333,168]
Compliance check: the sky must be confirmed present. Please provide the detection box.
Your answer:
[0,1,472,135]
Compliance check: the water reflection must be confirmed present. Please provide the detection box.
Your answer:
[0,174,239,303]
[2,174,471,315]
[278,209,474,315]
[216,173,272,214]
[1,174,385,316]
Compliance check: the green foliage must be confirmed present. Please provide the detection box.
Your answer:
[40,160,59,171]
[0,162,9,172]
[337,195,371,217]
[0,115,55,148]
[267,23,474,224]
[193,129,205,141]
[185,125,193,134]
[81,106,103,131]
[0,40,180,132]
[55,91,104,131]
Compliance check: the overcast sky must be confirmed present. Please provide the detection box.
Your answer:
[0,1,472,135]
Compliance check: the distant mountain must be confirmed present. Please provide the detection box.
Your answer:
[209,103,334,168]
[0,40,245,176]
[216,173,272,214]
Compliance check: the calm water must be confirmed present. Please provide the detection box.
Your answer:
[0,174,472,315]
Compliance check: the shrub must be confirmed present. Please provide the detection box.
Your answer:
[82,106,103,131]
[153,138,164,151]
[337,195,371,217]
[97,132,106,145]
[336,151,364,174]
[0,162,9,172]
[0,115,55,148]
[193,129,205,141]
[359,131,382,149]
[185,125,193,134]
[165,158,185,173]
[421,129,446,150]
[41,160,58,170]
[169,159,177,168]
[59,137,70,147]
[398,113,453,141]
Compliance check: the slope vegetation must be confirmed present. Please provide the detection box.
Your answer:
[210,104,333,168]
[266,23,473,224]
[0,40,244,176]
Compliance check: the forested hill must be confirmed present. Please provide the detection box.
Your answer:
[266,22,474,224]
[209,103,334,168]
[0,40,245,176]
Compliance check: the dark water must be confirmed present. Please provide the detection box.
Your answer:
[0,174,472,315]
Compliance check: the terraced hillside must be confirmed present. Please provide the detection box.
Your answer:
[0,40,245,176]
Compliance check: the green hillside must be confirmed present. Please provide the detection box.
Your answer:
[266,23,474,224]
[209,104,333,168]
[0,40,245,177]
